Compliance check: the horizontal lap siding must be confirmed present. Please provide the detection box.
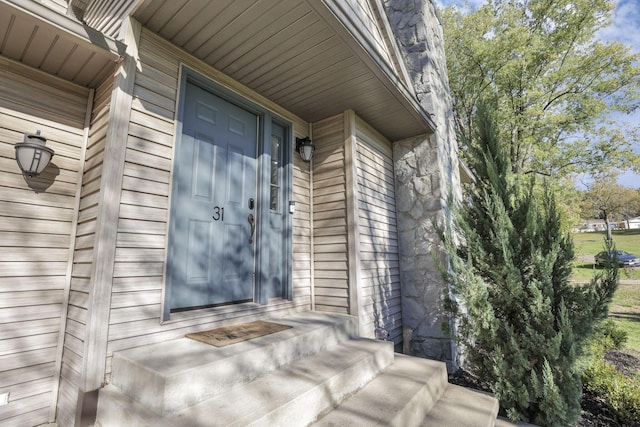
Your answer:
[312,114,349,314]
[56,75,113,427]
[355,118,402,346]
[293,149,313,298]
[104,30,176,376]
[337,0,394,67]
[102,29,312,381]
[0,58,88,426]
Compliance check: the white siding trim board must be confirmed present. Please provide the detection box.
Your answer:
[344,110,365,335]
[79,17,140,395]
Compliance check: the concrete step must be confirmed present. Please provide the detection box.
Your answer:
[96,338,394,427]
[420,384,499,427]
[170,338,394,426]
[108,312,357,416]
[312,354,449,427]
[97,312,500,427]
[96,385,166,427]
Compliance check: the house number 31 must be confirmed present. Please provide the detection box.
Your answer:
[212,206,224,221]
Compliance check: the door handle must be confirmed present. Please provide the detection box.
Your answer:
[248,213,255,243]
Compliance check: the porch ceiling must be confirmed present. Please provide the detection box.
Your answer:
[131,0,434,141]
[0,0,125,87]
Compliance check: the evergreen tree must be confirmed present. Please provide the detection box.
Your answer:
[440,104,619,426]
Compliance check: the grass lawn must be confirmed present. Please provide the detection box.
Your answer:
[573,230,640,353]
[572,229,640,281]
[609,281,640,354]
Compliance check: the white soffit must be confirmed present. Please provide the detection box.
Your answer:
[0,0,125,87]
[132,0,435,140]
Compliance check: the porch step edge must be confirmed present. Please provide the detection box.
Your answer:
[110,312,357,415]
[313,353,449,427]
[420,383,500,427]
[95,385,168,427]
[96,338,394,427]
[167,338,394,426]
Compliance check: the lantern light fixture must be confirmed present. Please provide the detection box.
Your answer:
[15,130,54,177]
[295,137,314,163]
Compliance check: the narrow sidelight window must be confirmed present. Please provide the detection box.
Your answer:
[270,132,282,212]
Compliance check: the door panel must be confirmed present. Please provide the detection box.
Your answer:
[167,82,257,312]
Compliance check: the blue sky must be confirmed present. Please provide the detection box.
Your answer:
[434,0,640,189]
[598,0,640,188]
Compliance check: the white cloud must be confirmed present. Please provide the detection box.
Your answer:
[597,0,640,53]
[434,0,640,56]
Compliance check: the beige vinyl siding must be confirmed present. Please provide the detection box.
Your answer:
[103,29,178,372]
[312,114,349,313]
[293,148,313,299]
[324,0,410,91]
[310,110,401,341]
[354,117,402,345]
[99,28,312,381]
[0,58,88,427]
[335,0,394,68]
[55,75,113,427]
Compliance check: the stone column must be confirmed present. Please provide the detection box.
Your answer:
[384,0,462,371]
[393,135,456,371]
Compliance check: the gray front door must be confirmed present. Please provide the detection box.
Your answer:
[166,82,257,315]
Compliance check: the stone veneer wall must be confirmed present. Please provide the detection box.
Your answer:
[383,0,462,371]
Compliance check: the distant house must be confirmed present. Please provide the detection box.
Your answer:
[577,219,608,232]
[0,1,492,426]
[628,216,640,229]
[576,219,624,232]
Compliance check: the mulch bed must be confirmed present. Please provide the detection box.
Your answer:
[448,350,640,427]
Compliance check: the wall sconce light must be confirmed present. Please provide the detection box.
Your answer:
[15,130,54,177]
[295,137,315,163]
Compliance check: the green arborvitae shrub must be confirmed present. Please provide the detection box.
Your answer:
[439,104,619,426]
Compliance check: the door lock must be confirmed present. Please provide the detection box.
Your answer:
[248,198,255,210]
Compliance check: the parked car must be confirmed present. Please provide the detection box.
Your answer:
[594,250,640,267]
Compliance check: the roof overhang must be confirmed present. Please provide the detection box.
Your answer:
[309,0,436,137]
[0,0,125,87]
[130,0,435,141]
[1,0,436,141]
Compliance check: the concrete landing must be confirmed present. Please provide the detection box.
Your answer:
[96,311,500,427]
[110,312,357,415]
